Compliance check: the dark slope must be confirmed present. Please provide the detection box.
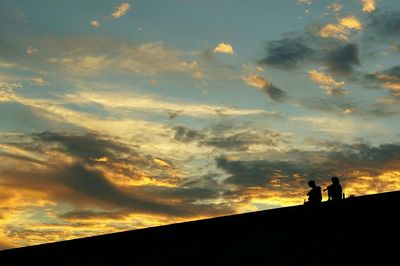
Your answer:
[1,191,399,265]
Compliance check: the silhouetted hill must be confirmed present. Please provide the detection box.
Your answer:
[1,191,399,265]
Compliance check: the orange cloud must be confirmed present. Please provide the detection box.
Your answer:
[383,82,400,95]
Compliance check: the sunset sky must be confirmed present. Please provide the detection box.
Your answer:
[1,0,400,249]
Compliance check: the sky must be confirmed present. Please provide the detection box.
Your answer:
[1,0,400,249]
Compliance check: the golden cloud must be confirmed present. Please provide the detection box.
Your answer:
[308,69,347,95]
[213,42,235,55]
[320,23,348,41]
[361,0,376,13]
[112,3,131,18]
[339,16,363,31]
[320,16,362,41]
[241,75,270,89]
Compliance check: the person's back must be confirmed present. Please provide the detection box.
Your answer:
[307,180,322,205]
[326,177,342,201]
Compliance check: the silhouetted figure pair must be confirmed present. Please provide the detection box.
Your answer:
[324,176,343,201]
[305,177,343,205]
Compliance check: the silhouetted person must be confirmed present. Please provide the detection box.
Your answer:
[306,180,322,205]
[324,176,342,201]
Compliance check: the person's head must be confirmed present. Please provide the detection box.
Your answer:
[308,180,316,188]
[331,176,339,184]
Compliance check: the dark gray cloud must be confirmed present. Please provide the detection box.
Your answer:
[260,37,315,68]
[260,35,360,76]
[382,65,400,78]
[365,11,400,41]
[32,131,134,162]
[60,209,130,221]
[365,65,400,83]
[0,131,233,218]
[0,163,189,216]
[217,142,400,191]
[173,126,204,143]
[265,83,289,102]
[172,124,287,151]
[364,65,400,101]
[324,44,360,75]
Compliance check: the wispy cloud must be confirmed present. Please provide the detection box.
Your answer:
[63,90,279,118]
[46,42,199,77]
[297,0,313,5]
[0,80,22,101]
[112,3,131,18]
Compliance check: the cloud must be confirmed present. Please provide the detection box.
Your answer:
[112,3,131,18]
[308,70,347,95]
[366,65,400,96]
[0,132,232,218]
[173,126,204,143]
[172,124,288,151]
[297,97,400,118]
[260,37,314,68]
[340,16,363,31]
[216,142,400,201]
[59,209,129,221]
[320,16,363,41]
[259,21,362,76]
[320,23,349,42]
[46,42,200,77]
[63,90,279,118]
[26,47,38,55]
[297,0,313,4]
[90,20,101,28]
[30,77,46,86]
[327,3,343,12]
[324,44,360,75]
[242,75,289,102]
[0,80,22,101]
[364,11,400,41]
[31,131,133,162]
[361,0,376,13]
[297,98,354,114]
[213,42,235,55]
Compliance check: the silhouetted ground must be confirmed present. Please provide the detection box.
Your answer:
[1,191,399,265]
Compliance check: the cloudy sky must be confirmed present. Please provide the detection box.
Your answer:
[1,0,400,249]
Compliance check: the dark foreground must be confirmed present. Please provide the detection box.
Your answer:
[1,191,399,265]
